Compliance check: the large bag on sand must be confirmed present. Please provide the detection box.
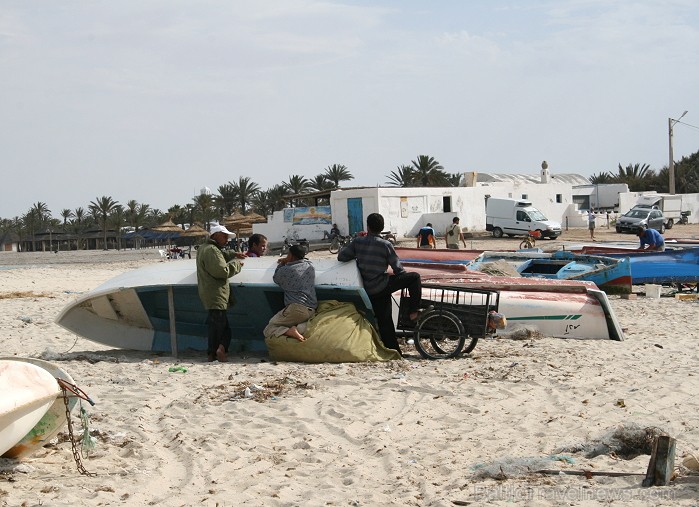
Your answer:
[264,300,400,363]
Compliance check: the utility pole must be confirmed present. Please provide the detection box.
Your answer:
[668,110,688,195]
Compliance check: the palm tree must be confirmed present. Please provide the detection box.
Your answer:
[192,193,215,229]
[615,163,655,191]
[411,155,449,186]
[232,176,260,215]
[386,165,415,187]
[216,183,238,217]
[589,172,615,184]
[323,164,354,188]
[60,208,74,229]
[89,196,119,249]
[284,175,312,207]
[309,175,334,192]
[108,205,125,250]
[447,172,463,187]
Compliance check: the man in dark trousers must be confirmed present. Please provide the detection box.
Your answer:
[196,224,246,362]
[337,213,422,354]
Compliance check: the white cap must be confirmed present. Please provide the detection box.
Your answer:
[210,224,235,238]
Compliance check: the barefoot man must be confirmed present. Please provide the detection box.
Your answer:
[263,245,317,342]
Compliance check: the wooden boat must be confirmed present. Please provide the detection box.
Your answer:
[405,264,624,341]
[467,250,632,294]
[0,361,60,457]
[56,258,373,354]
[1,357,78,460]
[56,257,624,355]
[578,246,699,285]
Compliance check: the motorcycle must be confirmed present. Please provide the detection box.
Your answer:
[380,230,397,245]
[679,211,690,225]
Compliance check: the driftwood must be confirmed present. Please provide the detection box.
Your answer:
[642,435,676,487]
[535,469,645,478]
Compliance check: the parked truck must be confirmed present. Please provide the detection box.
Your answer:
[485,198,562,239]
[633,194,683,229]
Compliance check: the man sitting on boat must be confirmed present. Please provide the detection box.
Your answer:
[338,212,422,354]
[263,245,317,342]
[636,226,665,252]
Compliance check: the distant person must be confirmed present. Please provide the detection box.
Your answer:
[588,209,597,241]
[338,213,422,354]
[246,234,268,257]
[263,245,317,342]
[416,223,436,249]
[636,226,665,251]
[196,224,246,362]
[445,217,467,249]
[323,224,341,240]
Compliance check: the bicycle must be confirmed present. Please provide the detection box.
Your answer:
[519,230,542,250]
[328,234,351,254]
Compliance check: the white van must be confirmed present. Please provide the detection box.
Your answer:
[485,198,562,239]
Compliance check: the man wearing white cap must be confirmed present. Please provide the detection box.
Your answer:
[196,224,246,362]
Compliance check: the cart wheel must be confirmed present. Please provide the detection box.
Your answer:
[413,310,466,360]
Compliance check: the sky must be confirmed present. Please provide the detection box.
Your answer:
[1,0,698,219]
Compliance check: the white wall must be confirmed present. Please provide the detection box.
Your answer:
[254,182,682,244]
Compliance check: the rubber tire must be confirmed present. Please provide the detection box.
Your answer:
[666,219,673,230]
[413,310,466,360]
[519,238,534,249]
[329,238,340,254]
[492,228,503,238]
[660,223,665,234]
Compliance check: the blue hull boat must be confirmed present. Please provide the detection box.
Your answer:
[468,250,632,294]
[580,246,699,285]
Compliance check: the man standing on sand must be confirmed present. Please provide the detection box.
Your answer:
[196,224,246,362]
[445,217,467,249]
[338,213,422,354]
[263,245,317,342]
[588,209,597,241]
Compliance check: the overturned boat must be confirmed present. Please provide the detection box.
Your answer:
[56,257,623,355]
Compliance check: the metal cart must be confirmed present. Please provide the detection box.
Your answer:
[396,283,500,360]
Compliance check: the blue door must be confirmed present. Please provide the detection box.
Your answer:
[348,198,364,235]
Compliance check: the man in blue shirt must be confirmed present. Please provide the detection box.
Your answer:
[636,226,665,251]
[338,213,421,354]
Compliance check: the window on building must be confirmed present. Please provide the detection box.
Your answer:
[521,194,528,199]
[556,194,562,203]
[443,196,452,212]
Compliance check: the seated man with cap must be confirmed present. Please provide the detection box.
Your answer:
[196,224,247,362]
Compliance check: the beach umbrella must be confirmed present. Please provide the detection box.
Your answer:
[180,224,209,237]
[241,212,267,224]
[149,220,183,250]
[151,220,184,233]
[222,213,247,226]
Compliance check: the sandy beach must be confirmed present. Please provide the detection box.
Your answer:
[1,226,699,506]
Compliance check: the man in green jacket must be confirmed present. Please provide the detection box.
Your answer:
[196,224,246,362]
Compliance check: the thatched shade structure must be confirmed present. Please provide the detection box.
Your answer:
[151,220,184,233]
[181,224,209,237]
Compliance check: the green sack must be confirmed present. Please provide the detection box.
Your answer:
[265,300,401,363]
